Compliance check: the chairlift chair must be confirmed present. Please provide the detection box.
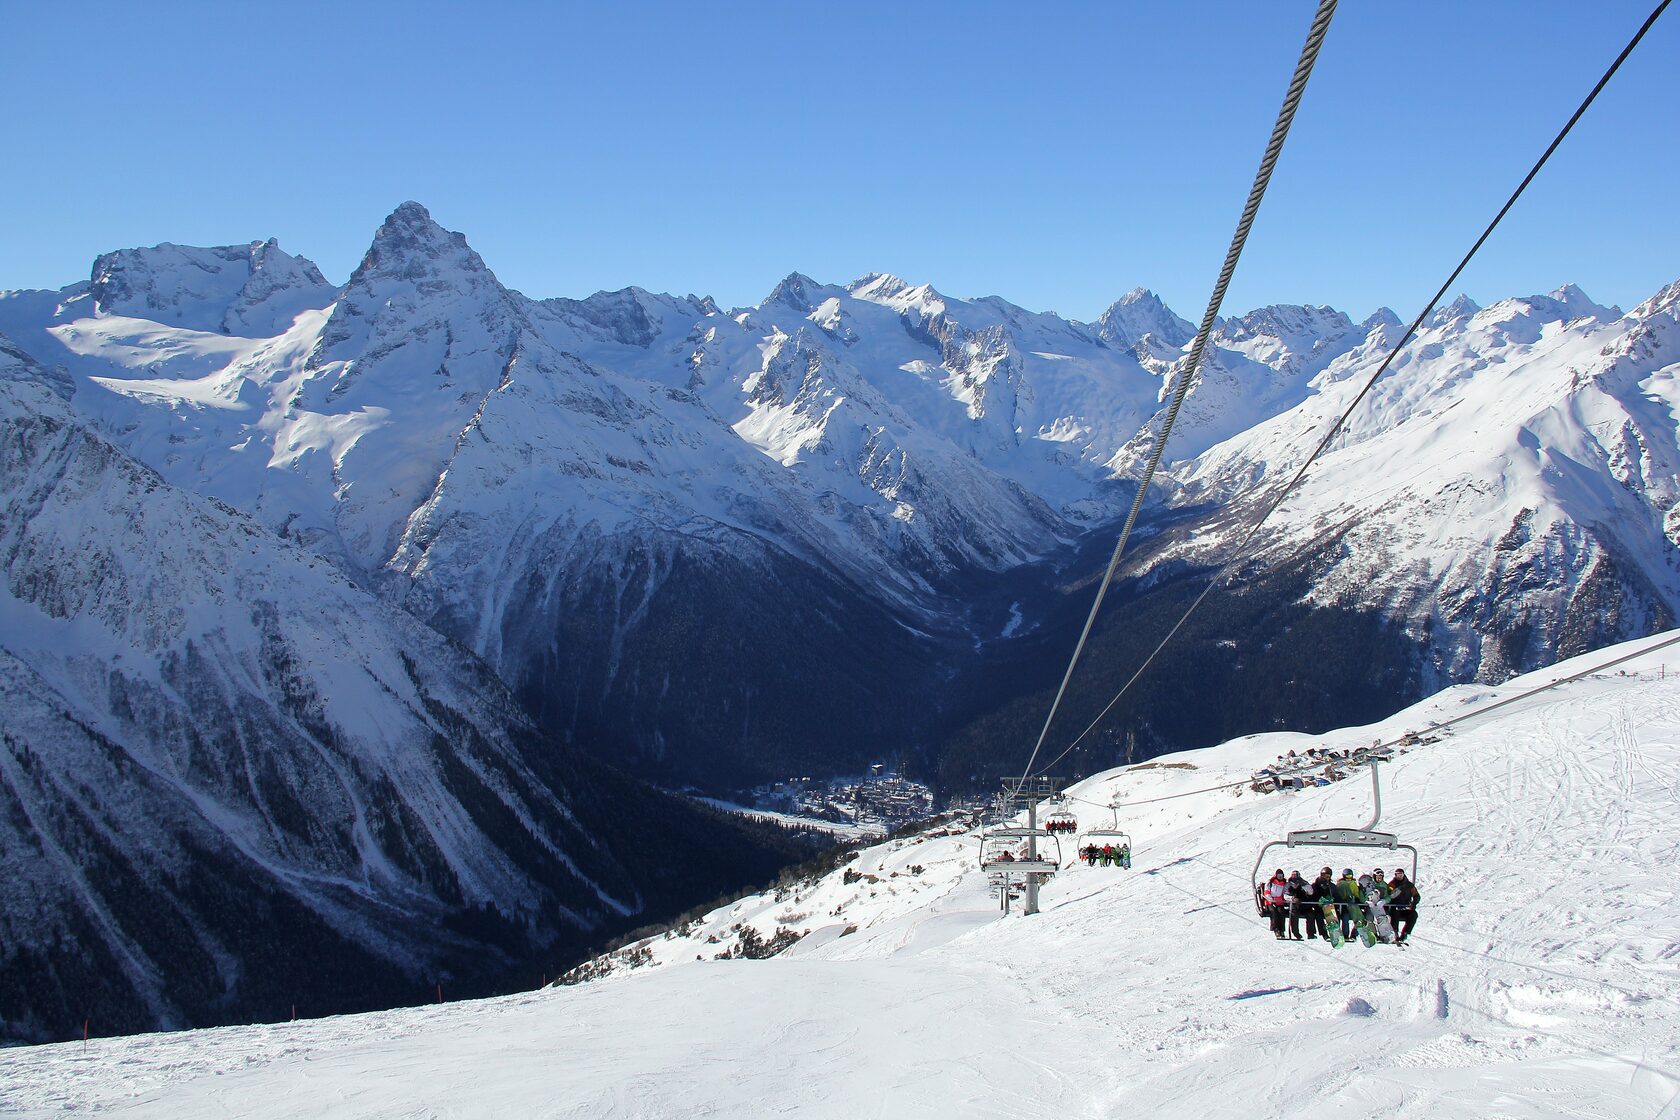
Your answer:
[1250,761,1417,916]
[978,822,1061,876]
[1075,801,1133,867]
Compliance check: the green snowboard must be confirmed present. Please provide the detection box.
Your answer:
[1350,905,1379,947]
[1320,902,1346,948]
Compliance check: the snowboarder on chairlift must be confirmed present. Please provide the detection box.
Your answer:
[1333,869,1363,942]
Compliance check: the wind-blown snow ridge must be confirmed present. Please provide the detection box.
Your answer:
[5,632,1677,1117]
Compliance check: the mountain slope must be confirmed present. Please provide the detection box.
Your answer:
[0,341,808,1042]
[5,633,1676,1117]
[1155,282,1680,685]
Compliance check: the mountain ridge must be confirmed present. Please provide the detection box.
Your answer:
[4,202,1678,789]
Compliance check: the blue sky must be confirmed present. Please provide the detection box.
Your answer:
[2,1,1674,323]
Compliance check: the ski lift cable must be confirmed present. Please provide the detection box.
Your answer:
[1015,0,1341,784]
[1030,0,1673,780]
[1050,629,1680,814]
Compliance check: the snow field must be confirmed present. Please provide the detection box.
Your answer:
[4,634,1678,1117]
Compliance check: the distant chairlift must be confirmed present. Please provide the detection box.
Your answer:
[1250,760,1418,916]
[979,804,1063,918]
[980,826,1061,877]
[1043,809,1078,834]
[1077,801,1132,868]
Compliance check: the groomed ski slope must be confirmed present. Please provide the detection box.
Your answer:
[4,635,1679,1119]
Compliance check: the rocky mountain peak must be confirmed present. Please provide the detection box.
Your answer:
[311,202,518,371]
[1466,285,1618,340]
[349,201,492,289]
[1216,303,1353,346]
[1096,288,1195,350]
[1428,293,1481,328]
[1359,307,1403,333]
[85,238,334,337]
[1548,283,1620,322]
[539,286,669,348]
[764,272,823,313]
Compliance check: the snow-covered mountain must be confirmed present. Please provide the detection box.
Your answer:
[1156,282,1679,686]
[5,203,1680,788]
[0,205,1175,785]
[0,341,806,1042]
[7,633,1676,1117]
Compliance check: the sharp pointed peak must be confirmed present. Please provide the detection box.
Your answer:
[385,200,437,226]
[347,202,491,289]
[1359,307,1402,331]
[1097,288,1193,349]
[764,271,829,312]
[1427,293,1480,328]
[369,201,469,249]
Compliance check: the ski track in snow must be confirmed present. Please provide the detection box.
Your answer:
[4,642,1680,1117]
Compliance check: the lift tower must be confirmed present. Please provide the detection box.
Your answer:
[998,776,1063,915]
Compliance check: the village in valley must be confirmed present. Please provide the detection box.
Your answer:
[746,765,938,832]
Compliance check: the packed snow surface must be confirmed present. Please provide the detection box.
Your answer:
[4,635,1678,1118]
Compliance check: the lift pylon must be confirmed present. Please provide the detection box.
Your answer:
[991,776,1064,915]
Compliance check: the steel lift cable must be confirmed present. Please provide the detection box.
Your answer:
[1031,0,1673,779]
[1016,0,1340,784]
